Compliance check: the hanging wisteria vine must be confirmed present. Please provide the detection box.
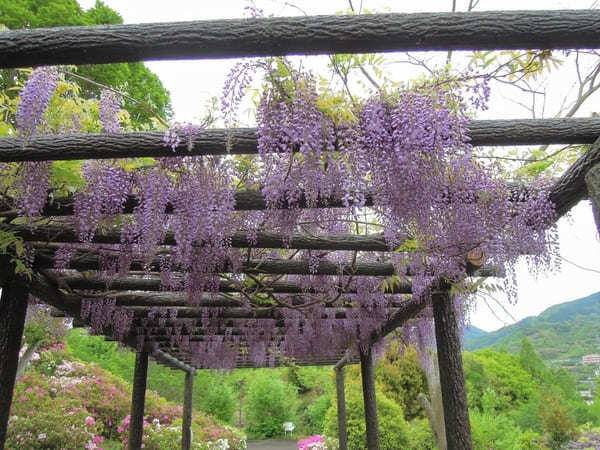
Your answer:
[5,58,559,369]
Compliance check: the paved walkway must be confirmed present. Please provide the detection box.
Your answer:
[247,439,298,449]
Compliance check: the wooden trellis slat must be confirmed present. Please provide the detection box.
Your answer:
[3,223,391,252]
[32,249,501,277]
[1,10,599,68]
[1,133,597,222]
[0,118,599,163]
[51,274,414,295]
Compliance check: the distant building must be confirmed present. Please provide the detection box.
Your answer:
[582,354,600,365]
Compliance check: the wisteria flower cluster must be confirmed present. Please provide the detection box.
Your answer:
[12,61,559,369]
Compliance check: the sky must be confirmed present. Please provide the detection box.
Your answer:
[77,0,600,331]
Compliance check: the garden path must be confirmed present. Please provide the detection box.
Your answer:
[247,439,298,449]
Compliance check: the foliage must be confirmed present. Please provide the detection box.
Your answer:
[406,418,436,450]
[198,377,237,424]
[323,366,410,450]
[464,348,536,410]
[375,342,428,420]
[245,371,298,438]
[539,394,579,449]
[10,340,245,449]
[8,368,104,449]
[0,0,172,128]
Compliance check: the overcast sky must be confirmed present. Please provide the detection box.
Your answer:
[77,0,600,331]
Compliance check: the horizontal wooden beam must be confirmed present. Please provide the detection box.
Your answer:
[1,10,599,68]
[3,223,391,252]
[32,248,501,277]
[152,350,196,374]
[52,291,412,309]
[52,274,413,295]
[1,118,599,163]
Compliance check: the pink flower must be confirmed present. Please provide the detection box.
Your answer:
[38,433,46,440]
[93,435,104,444]
[86,416,95,426]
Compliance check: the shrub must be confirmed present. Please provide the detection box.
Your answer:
[198,377,236,423]
[323,376,410,450]
[245,371,298,438]
[8,370,104,449]
[539,394,579,449]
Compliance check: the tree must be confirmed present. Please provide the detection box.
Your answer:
[519,337,545,379]
[0,0,172,129]
[375,342,428,420]
[323,366,411,450]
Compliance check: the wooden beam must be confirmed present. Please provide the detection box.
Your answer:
[1,118,600,162]
[432,291,472,450]
[359,346,380,450]
[31,248,501,278]
[5,223,391,252]
[335,365,348,450]
[129,351,149,450]
[584,163,600,233]
[182,371,194,450]
[550,137,600,218]
[54,274,412,295]
[0,279,28,449]
[1,10,600,68]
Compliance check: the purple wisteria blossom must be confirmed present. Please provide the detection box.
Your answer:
[16,66,59,136]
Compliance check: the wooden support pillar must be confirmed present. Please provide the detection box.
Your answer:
[129,351,149,450]
[359,346,380,450]
[0,280,28,450]
[182,371,194,450]
[432,290,472,450]
[585,163,600,233]
[334,366,348,450]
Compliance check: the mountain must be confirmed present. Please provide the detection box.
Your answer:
[464,325,488,342]
[464,291,600,362]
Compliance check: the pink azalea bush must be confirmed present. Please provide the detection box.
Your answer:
[7,370,104,449]
[10,344,245,449]
[297,435,329,450]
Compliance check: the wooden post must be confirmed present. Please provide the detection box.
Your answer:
[585,163,600,233]
[334,366,348,450]
[359,346,380,450]
[129,351,149,450]
[182,371,194,450]
[432,290,472,450]
[0,280,28,450]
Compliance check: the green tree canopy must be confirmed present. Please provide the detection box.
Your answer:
[0,0,172,129]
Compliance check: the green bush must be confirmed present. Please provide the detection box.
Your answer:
[245,371,297,438]
[323,372,410,450]
[470,408,543,450]
[305,394,331,432]
[407,418,436,450]
[198,377,236,423]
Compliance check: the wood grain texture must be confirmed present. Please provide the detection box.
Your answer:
[335,366,348,450]
[182,371,194,450]
[31,248,501,277]
[129,351,149,450]
[2,118,600,162]
[432,291,472,450]
[1,10,600,68]
[549,137,600,218]
[0,281,28,450]
[54,274,413,295]
[584,163,600,232]
[360,346,380,450]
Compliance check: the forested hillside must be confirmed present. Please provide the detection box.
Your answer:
[465,292,600,362]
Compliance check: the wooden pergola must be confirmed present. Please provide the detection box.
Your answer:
[1,9,600,450]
